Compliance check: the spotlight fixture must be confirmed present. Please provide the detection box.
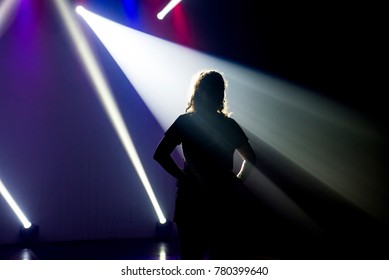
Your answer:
[19,223,39,244]
[75,5,84,15]
[155,220,173,241]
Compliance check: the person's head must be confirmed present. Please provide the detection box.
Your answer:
[186,69,229,116]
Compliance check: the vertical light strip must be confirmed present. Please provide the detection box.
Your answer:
[157,0,182,20]
[54,1,166,224]
[0,178,32,229]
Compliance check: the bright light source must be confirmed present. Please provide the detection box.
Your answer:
[157,0,182,20]
[74,8,388,225]
[0,178,32,229]
[159,243,167,260]
[54,1,166,224]
[75,5,84,15]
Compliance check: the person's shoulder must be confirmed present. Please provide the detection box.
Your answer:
[175,113,194,125]
[182,112,195,117]
[177,113,194,120]
[223,115,239,126]
[223,115,246,133]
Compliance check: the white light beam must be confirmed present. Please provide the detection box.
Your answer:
[54,1,166,224]
[71,7,388,226]
[157,0,181,20]
[0,179,32,229]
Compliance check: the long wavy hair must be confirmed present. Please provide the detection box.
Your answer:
[185,70,229,117]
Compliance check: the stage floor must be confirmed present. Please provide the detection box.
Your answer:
[1,236,388,260]
[0,238,180,260]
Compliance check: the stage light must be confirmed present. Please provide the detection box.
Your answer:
[157,0,182,20]
[75,5,84,14]
[72,8,388,226]
[0,178,32,229]
[155,221,173,241]
[54,0,166,224]
[19,223,39,244]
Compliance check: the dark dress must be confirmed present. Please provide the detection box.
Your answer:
[164,112,249,259]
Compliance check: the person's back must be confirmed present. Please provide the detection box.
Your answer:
[154,69,256,259]
[169,112,246,185]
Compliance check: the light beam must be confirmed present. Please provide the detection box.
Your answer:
[0,178,32,229]
[157,0,182,20]
[54,0,166,224]
[74,8,388,226]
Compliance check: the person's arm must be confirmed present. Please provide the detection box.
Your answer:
[153,135,186,181]
[236,142,256,182]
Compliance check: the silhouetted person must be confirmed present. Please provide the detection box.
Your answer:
[154,70,256,259]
